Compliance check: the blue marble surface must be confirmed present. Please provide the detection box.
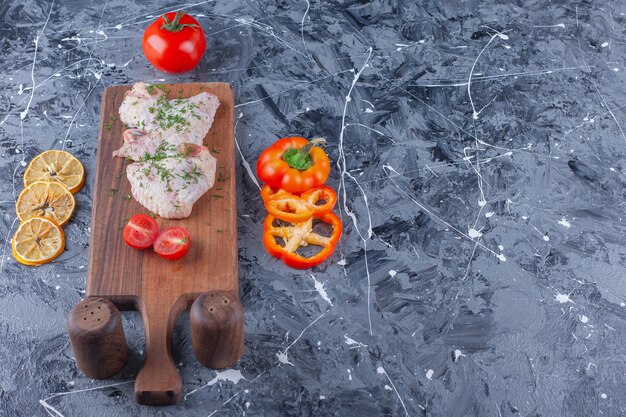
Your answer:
[1,0,626,416]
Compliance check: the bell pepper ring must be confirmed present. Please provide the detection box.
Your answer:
[260,185,292,204]
[263,212,342,269]
[265,195,314,223]
[301,185,337,216]
[261,185,338,222]
[256,137,331,194]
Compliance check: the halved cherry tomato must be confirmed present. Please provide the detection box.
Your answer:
[123,214,160,249]
[154,226,191,260]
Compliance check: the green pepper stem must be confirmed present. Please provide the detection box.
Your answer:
[161,10,200,32]
[282,138,326,171]
[299,137,325,156]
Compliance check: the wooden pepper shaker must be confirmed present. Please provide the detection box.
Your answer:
[67,297,128,379]
[190,292,244,369]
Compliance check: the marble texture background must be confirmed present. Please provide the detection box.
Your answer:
[1,0,626,416]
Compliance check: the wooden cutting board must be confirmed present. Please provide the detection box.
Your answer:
[85,83,240,404]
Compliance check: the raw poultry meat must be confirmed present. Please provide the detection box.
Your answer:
[126,144,216,219]
[114,82,220,159]
[114,82,220,219]
[112,129,168,160]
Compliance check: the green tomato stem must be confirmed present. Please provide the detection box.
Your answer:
[161,10,200,33]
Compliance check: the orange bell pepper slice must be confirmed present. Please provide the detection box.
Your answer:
[265,196,314,223]
[261,185,338,223]
[301,185,337,216]
[260,185,292,203]
[263,212,342,269]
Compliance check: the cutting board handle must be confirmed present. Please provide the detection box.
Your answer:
[135,295,187,405]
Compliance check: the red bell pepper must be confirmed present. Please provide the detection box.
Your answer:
[256,137,330,194]
[262,212,342,269]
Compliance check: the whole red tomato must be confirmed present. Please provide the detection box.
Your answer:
[142,10,206,74]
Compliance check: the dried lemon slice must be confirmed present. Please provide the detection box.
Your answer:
[16,181,76,226]
[12,217,65,266]
[24,150,85,193]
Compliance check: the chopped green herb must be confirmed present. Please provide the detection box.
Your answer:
[177,164,203,184]
[119,216,130,230]
[121,194,132,201]
[212,194,224,199]
[139,141,176,163]
[152,161,174,183]
[109,115,118,121]
[211,148,221,154]
[108,188,117,196]
[147,212,156,218]
[216,228,224,234]
[119,216,131,229]
[152,94,193,131]
[146,83,165,95]
[105,122,112,131]
[217,171,229,182]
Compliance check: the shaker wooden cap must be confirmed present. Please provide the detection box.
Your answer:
[69,298,114,333]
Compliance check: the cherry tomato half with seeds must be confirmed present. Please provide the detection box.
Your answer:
[123,214,160,249]
[154,226,191,260]
[142,10,206,74]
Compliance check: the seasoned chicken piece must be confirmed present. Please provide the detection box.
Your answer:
[115,82,220,160]
[112,129,188,160]
[126,144,217,219]
[118,82,162,128]
[115,83,220,218]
